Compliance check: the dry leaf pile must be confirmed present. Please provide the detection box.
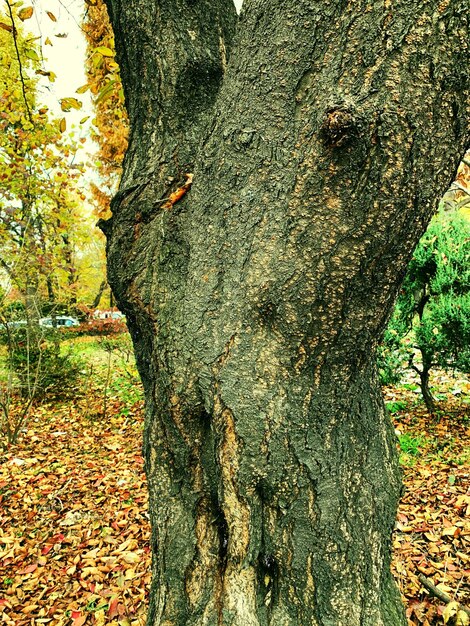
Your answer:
[0,368,468,626]
[387,374,470,626]
[0,391,149,626]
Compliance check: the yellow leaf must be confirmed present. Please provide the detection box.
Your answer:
[76,84,90,94]
[60,97,82,112]
[94,609,106,626]
[444,602,460,625]
[95,80,117,105]
[83,548,100,559]
[18,7,34,21]
[456,611,469,626]
[36,70,52,78]
[24,48,39,62]
[94,46,114,57]
[59,118,66,133]
[79,116,90,124]
[46,11,57,22]
[122,551,140,564]
[45,37,52,46]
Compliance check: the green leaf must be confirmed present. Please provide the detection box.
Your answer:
[24,48,40,62]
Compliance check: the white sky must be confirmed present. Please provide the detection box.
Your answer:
[30,0,91,135]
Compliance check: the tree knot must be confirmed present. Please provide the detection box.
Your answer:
[321,107,357,148]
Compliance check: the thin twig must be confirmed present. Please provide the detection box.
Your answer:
[418,574,470,617]
[57,0,88,35]
[5,0,33,122]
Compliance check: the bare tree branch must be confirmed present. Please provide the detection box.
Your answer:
[418,574,470,618]
[4,0,33,122]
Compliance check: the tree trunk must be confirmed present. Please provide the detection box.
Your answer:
[416,354,437,414]
[91,279,108,309]
[102,1,469,624]
[420,367,436,413]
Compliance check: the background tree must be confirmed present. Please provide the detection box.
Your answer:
[83,0,128,220]
[0,7,86,315]
[380,209,470,411]
[79,0,129,308]
[101,1,469,624]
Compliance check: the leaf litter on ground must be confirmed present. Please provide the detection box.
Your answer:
[386,368,469,626]
[0,357,149,626]
[0,360,468,626]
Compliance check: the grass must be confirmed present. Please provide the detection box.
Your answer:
[0,332,143,444]
[386,400,409,414]
[398,433,427,466]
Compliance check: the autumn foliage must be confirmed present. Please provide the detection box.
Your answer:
[83,0,128,220]
[0,6,88,308]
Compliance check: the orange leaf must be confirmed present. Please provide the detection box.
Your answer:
[46,11,57,22]
[107,597,119,619]
[17,563,38,574]
[18,7,33,21]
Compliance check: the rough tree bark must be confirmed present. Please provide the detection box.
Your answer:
[101,1,469,624]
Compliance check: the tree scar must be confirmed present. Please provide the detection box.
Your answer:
[161,173,193,210]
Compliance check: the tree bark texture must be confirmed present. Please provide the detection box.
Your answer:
[102,1,469,624]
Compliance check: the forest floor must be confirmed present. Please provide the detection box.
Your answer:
[0,336,469,626]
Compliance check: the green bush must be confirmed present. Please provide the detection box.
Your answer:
[6,326,84,400]
[377,323,409,386]
[379,209,470,410]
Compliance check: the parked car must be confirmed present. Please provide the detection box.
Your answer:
[1,320,28,329]
[39,316,80,328]
[93,309,124,320]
